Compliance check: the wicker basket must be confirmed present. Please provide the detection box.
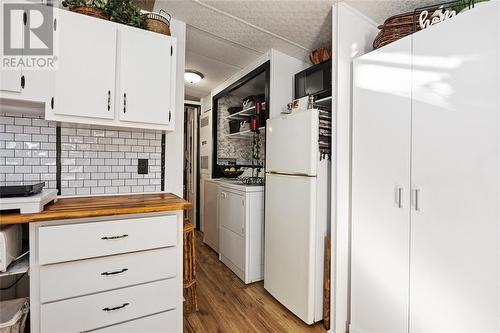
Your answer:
[70,6,109,20]
[146,10,171,36]
[373,11,422,49]
[309,47,331,65]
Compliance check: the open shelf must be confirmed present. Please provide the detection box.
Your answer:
[0,255,29,278]
[225,102,266,121]
[225,127,265,139]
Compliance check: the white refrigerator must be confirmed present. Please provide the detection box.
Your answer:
[264,109,330,325]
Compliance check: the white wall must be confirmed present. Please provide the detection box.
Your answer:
[269,49,308,118]
[165,18,186,196]
[331,3,378,333]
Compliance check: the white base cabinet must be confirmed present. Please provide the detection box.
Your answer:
[203,179,220,252]
[351,3,500,332]
[29,213,184,333]
[218,182,264,284]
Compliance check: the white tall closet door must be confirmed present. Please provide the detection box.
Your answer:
[410,3,500,332]
[351,37,412,333]
[53,10,116,119]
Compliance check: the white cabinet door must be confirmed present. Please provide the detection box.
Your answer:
[351,37,412,333]
[410,4,500,332]
[0,3,23,93]
[53,9,116,119]
[203,181,219,252]
[119,27,173,126]
[219,189,245,236]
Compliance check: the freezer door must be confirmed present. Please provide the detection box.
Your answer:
[266,110,319,176]
[264,173,317,324]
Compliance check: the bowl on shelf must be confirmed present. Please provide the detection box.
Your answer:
[219,165,244,178]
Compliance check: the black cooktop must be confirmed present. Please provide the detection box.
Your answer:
[0,182,45,198]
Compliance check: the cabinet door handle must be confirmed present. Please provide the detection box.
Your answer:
[395,187,403,208]
[107,90,111,111]
[123,93,127,113]
[102,303,129,312]
[413,189,421,211]
[169,111,172,122]
[101,268,128,276]
[20,75,25,89]
[220,192,226,199]
[101,234,128,240]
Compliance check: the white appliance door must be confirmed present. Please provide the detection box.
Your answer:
[264,173,317,324]
[266,110,318,176]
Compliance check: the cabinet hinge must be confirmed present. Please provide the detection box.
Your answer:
[51,97,54,110]
[23,12,27,26]
[171,46,173,56]
[53,18,57,31]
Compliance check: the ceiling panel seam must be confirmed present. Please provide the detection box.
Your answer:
[186,50,245,70]
[187,25,264,56]
[192,0,312,52]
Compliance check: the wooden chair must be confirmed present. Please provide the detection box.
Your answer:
[183,219,198,312]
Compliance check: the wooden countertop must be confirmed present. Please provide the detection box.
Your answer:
[0,193,192,225]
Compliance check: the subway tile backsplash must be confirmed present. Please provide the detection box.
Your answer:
[0,113,163,196]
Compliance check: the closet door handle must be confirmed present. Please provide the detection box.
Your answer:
[413,189,421,211]
[395,187,403,208]
[101,268,128,276]
[102,303,129,312]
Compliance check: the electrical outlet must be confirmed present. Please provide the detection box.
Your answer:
[138,159,148,174]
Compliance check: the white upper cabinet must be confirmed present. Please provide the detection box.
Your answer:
[1,5,177,131]
[52,9,116,119]
[0,3,54,106]
[119,26,174,127]
[0,3,23,93]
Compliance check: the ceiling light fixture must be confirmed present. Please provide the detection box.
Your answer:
[184,70,204,84]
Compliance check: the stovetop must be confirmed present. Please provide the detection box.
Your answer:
[218,177,265,187]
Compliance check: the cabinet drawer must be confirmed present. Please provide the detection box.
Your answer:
[91,309,179,333]
[41,278,179,333]
[38,215,177,265]
[40,247,177,303]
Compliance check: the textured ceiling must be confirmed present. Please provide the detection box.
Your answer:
[153,0,438,99]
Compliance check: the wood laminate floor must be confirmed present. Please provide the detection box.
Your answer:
[184,232,326,333]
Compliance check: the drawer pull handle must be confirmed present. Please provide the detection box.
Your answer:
[102,303,129,312]
[101,268,128,276]
[101,234,128,240]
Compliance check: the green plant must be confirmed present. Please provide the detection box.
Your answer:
[62,0,109,10]
[107,0,147,28]
[452,0,489,13]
